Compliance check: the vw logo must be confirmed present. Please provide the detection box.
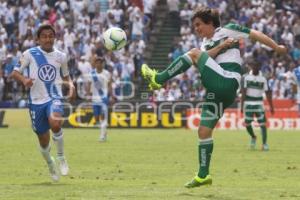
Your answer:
[38,64,56,82]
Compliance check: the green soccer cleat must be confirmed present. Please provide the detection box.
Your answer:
[184,175,212,188]
[141,64,162,90]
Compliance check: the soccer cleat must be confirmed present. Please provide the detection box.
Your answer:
[184,175,212,188]
[57,156,69,176]
[141,64,162,90]
[48,156,60,181]
[262,144,269,151]
[250,136,257,150]
[99,133,107,142]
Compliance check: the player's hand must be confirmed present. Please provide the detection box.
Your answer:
[220,38,237,49]
[275,45,287,55]
[22,78,34,88]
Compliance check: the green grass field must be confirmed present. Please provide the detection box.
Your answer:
[0,128,299,200]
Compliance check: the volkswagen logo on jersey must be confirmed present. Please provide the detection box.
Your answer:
[38,64,56,82]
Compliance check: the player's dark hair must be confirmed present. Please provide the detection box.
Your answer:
[247,58,260,68]
[191,7,220,28]
[36,24,56,38]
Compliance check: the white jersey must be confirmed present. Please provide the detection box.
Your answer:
[201,23,250,67]
[14,46,69,104]
[201,23,250,86]
[89,69,111,103]
[292,66,300,104]
[243,71,268,105]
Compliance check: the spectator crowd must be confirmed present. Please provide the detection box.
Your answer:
[1,0,300,106]
[155,0,300,102]
[0,0,157,107]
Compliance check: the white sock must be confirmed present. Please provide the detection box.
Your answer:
[52,129,64,158]
[40,144,52,164]
[100,121,107,138]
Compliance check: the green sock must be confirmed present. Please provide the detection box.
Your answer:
[246,125,255,138]
[261,125,267,144]
[155,54,193,84]
[198,138,214,178]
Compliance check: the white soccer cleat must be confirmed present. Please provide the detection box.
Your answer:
[57,157,69,176]
[99,133,107,142]
[48,157,60,181]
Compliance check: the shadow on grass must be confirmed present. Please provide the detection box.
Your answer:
[26,182,70,186]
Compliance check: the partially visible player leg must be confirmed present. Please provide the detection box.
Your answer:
[99,99,109,142]
[93,104,107,141]
[48,101,69,176]
[99,117,108,142]
[141,49,198,89]
[257,107,268,151]
[244,105,256,149]
[185,113,215,188]
[38,132,60,181]
[93,104,101,126]
[29,103,60,181]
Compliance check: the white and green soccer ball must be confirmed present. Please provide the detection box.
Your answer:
[102,27,127,51]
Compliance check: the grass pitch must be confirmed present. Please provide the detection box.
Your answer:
[0,127,299,200]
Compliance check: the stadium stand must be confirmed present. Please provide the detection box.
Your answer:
[0,0,299,107]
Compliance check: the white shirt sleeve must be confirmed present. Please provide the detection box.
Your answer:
[223,23,250,39]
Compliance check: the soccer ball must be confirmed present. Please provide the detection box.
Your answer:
[102,27,127,51]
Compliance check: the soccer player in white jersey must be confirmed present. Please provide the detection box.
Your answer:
[291,65,300,116]
[11,24,75,181]
[241,59,274,151]
[87,56,112,142]
[141,7,287,188]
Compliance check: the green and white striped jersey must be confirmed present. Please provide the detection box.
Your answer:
[201,23,250,85]
[242,71,268,105]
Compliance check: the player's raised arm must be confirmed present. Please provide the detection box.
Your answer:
[249,29,287,55]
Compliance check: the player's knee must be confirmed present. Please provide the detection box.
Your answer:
[187,48,202,63]
[50,121,61,133]
[198,126,212,139]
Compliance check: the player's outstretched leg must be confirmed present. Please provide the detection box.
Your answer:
[141,53,193,90]
[52,129,69,176]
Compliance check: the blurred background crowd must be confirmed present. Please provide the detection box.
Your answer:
[0,0,154,107]
[0,0,299,107]
[155,0,300,102]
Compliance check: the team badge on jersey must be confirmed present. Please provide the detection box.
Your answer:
[38,64,56,82]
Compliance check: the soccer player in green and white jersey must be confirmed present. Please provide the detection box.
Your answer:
[141,7,287,188]
[240,59,274,151]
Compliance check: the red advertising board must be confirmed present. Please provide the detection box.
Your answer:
[186,100,300,130]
